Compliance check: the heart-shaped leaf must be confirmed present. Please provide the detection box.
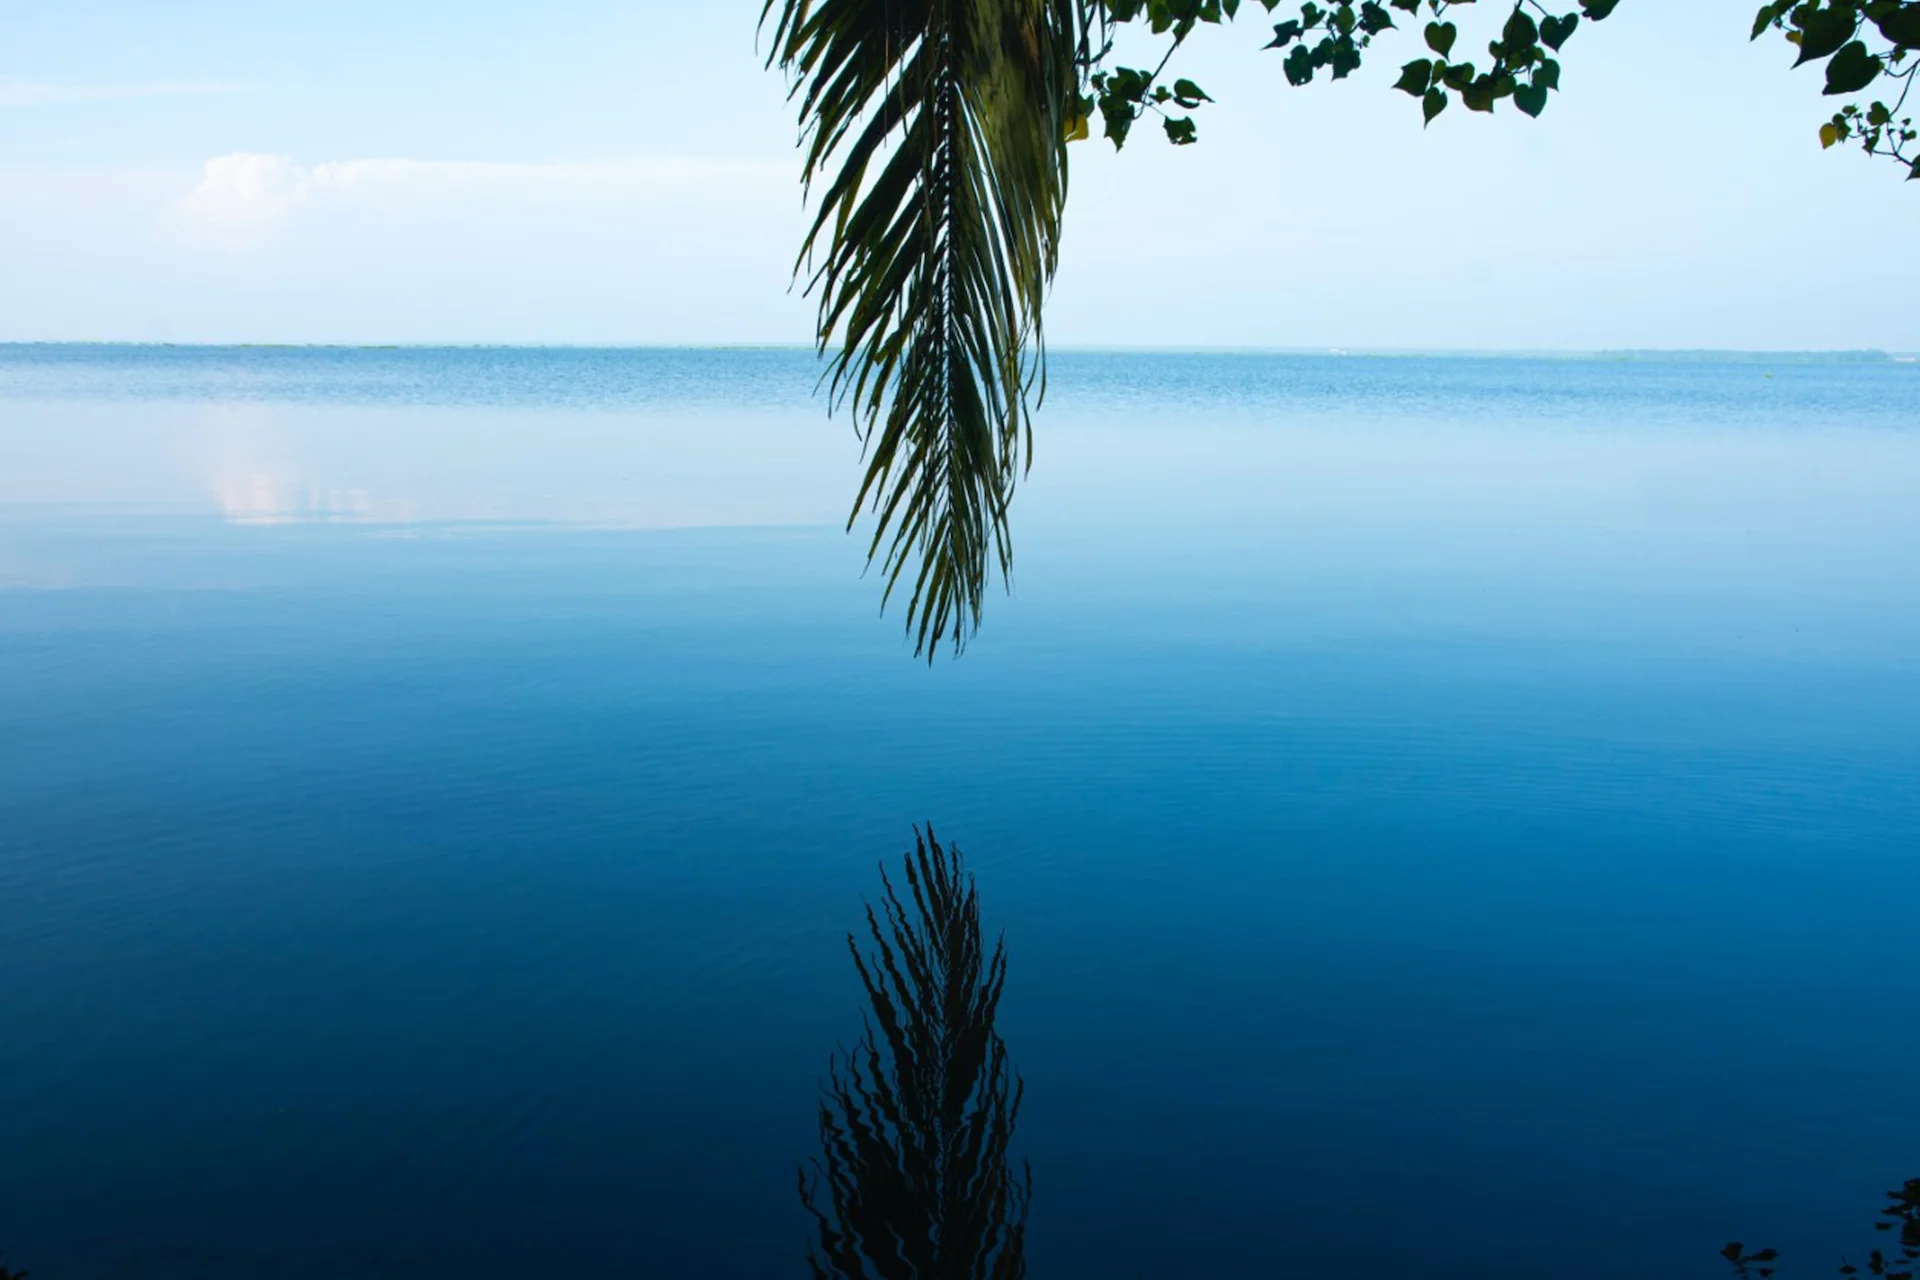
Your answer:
[1872,5,1920,48]
[1422,87,1448,124]
[1824,40,1883,94]
[1425,20,1457,55]
[1393,58,1434,95]
[1795,7,1860,65]
[1284,43,1316,85]
[1357,2,1396,35]
[1540,14,1579,49]
[1504,10,1540,50]
[1515,82,1550,117]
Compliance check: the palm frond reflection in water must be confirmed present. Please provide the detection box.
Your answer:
[801,826,1029,1280]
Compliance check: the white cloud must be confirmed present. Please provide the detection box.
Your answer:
[0,79,249,108]
[179,151,791,235]
[181,153,311,228]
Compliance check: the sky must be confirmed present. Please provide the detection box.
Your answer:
[1,0,1915,350]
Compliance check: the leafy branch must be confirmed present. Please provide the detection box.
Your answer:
[1751,0,1920,178]
[1082,0,1623,148]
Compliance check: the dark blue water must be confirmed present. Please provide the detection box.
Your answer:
[2,346,1917,1278]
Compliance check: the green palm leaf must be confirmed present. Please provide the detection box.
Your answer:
[763,0,1084,657]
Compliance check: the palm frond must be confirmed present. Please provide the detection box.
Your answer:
[763,0,1085,657]
[800,826,1029,1279]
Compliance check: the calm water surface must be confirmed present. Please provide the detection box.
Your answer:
[2,346,1917,1278]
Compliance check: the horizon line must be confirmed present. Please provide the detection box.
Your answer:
[1,341,1913,360]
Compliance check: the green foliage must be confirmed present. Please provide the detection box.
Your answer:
[1084,0,1621,148]
[761,0,1624,653]
[761,0,1086,657]
[1751,1,1920,178]
[764,0,1915,656]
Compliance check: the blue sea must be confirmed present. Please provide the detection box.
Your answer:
[2,345,1917,1278]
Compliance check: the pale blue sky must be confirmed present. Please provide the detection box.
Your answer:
[2,1,1915,348]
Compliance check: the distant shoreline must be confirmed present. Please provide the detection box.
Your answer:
[0,342,1913,364]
